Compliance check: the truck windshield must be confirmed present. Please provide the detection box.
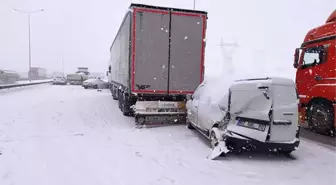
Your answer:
[302,47,324,66]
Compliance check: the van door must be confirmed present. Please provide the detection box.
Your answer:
[226,85,272,142]
[269,84,298,143]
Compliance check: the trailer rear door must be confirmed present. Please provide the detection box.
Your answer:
[169,12,206,94]
[132,9,170,94]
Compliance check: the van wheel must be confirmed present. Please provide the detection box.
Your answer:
[186,120,195,129]
[209,127,221,149]
[308,101,334,135]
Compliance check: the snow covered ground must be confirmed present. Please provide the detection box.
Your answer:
[0,85,335,185]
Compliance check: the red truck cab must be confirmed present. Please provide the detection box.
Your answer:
[293,10,336,135]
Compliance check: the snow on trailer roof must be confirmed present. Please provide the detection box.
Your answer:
[129,3,208,15]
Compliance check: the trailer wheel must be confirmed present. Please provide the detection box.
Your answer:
[118,91,122,110]
[121,93,131,116]
[112,86,118,100]
[308,101,334,135]
[122,104,130,116]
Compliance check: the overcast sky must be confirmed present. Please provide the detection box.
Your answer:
[0,0,334,78]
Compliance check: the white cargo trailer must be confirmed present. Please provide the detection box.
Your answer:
[108,4,207,125]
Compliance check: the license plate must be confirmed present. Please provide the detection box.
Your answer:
[159,102,177,108]
[146,116,171,122]
[237,120,266,132]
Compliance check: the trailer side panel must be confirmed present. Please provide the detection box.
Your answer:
[168,12,206,94]
[110,12,131,88]
[132,8,170,94]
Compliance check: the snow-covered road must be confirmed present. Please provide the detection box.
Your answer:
[0,85,335,185]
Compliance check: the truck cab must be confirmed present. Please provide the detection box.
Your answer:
[293,10,336,134]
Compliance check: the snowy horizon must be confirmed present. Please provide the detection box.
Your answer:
[0,0,334,78]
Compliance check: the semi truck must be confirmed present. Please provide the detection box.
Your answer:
[0,70,20,84]
[67,67,90,85]
[108,3,207,125]
[28,67,47,80]
[293,10,336,135]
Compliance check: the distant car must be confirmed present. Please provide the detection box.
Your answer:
[82,77,108,89]
[53,76,67,85]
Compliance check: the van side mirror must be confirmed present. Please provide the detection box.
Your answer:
[108,65,112,73]
[293,48,301,68]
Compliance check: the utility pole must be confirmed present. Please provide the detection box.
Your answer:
[193,0,196,9]
[218,38,239,74]
[254,50,265,74]
[61,51,64,76]
[13,8,44,81]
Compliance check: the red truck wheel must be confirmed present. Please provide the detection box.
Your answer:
[308,102,334,135]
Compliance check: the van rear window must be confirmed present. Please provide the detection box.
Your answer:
[273,85,297,107]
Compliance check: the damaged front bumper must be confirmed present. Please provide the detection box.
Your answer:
[224,131,300,153]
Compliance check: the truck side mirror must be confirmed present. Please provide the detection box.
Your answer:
[293,48,301,68]
[108,65,112,73]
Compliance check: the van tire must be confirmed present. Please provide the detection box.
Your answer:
[308,101,334,135]
[209,127,221,149]
[186,120,195,129]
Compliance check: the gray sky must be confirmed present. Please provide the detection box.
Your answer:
[0,0,334,78]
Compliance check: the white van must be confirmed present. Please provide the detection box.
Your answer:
[186,77,300,158]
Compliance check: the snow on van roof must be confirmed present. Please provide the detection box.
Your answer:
[234,76,295,86]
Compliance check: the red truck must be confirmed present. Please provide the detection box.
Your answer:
[293,10,336,135]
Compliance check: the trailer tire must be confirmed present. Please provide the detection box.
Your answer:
[308,101,334,135]
[112,86,118,100]
[121,93,131,116]
[118,90,122,110]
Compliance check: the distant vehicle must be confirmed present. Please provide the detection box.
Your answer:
[293,10,336,135]
[0,70,20,84]
[108,3,207,122]
[82,77,108,89]
[186,77,300,159]
[29,67,47,80]
[52,76,67,85]
[67,67,90,85]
